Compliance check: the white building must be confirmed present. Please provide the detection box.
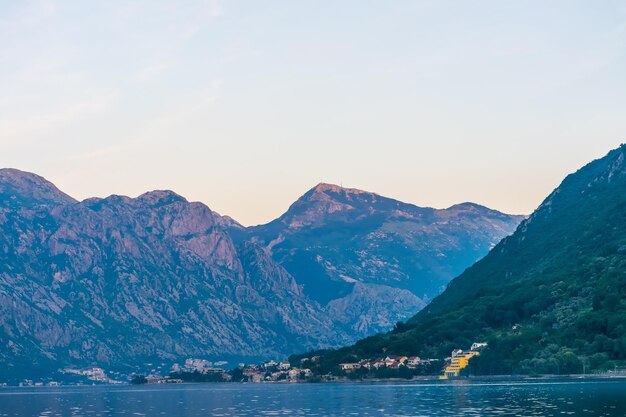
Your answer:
[471,342,488,351]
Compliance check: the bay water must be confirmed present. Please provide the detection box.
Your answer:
[1,379,625,416]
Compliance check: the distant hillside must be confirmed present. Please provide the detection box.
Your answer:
[242,183,523,334]
[307,145,626,375]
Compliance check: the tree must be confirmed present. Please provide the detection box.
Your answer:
[130,375,148,385]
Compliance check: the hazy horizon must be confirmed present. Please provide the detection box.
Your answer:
[2,1,625,225]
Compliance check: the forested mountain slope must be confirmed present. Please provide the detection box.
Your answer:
[309,145,626,375]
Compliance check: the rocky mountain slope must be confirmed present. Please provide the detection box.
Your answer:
[243,183,523,333]
[312,145,626,375]
[0,169,522,381]
[0,171,346,381]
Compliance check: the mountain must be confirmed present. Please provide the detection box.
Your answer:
[309,145,626,375]
[0,169,522,382]
[0,169,76,208]
[0,180,348,381]
[243,183,523,334]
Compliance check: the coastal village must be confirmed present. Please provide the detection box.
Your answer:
[336,355,440,374]
[17,343,488,386]
[130,342,488,385]
[133,356,439,384]
[333,342,488,380]
[136,358,316,384]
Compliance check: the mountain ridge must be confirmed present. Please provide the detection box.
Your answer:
[0,168,77,208]
[245,182,524,307]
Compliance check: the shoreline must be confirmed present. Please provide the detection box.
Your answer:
[326,373,626,384]
[3,374,626,389]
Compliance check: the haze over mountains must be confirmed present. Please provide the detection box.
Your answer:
[0,169,522,380]
[312,145,626,375]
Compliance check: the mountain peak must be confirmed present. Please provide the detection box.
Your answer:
[274,184,421,229]
[135,190,187,206]
[303,183,385,205]
[447,202,487,210]
[0,168,76,208]
[310,183,368,195]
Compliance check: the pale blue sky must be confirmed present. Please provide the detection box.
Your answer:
[1,1,625,225]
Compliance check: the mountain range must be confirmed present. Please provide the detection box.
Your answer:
[309,145,626,375]
[0,169,522,381]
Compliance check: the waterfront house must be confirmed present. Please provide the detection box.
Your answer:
[441,350,480,379]
[406,356,421,368]
[339,363,361,371]
[384,356,408,368]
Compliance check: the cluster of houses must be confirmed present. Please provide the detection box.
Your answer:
[170,358,226,375]
[142,374,184,384]
[131,357,315,384]
[169,358,316,383]
[19,380,56,387]
[241,360,313,382]
[61,367,123,384]
[337,342,488,380]
[39,342,489,386]
[339,355,439,371]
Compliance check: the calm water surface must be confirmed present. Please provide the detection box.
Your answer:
[1,380,626,417]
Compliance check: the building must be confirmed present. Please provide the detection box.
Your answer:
[183,359,216,373]
[384,356,408,368]
[471,342,488,351]
[288,368,313,380]
[406,356,421,368]
[263,360,278,368]
[441,350,480,379]
[371,359,386,369]
[250,373,263,383]
[339,363,361,371]
[359,359,372,369]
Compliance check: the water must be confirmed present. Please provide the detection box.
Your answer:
[1,380,626,416]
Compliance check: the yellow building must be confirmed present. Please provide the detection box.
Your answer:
[440,350,480,379]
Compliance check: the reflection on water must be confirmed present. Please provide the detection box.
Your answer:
[1,380,626,417]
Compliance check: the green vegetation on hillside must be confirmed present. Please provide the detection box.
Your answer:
[305,145,626,375]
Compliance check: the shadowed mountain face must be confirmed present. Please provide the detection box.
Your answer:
[314,145,626,375]
[0,169,522,381]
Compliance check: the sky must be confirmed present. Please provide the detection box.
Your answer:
[1,1,625,226]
